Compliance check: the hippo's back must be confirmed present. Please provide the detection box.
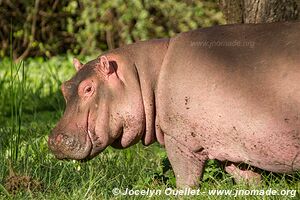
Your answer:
[156,22,300,173]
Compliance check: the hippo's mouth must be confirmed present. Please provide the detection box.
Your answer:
[83,109,104,160]
[84,110,94,160]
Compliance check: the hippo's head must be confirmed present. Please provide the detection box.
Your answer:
[48,55,146,160]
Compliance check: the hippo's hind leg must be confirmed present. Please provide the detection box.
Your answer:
[292,151,300,172]
[164,134,208,188]
[225,162,262,185]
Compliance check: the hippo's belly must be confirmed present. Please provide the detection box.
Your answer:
[156,29,300,173]
[160,109,300,173]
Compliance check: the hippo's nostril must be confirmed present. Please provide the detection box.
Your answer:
[55,134,64,144]
[48,134,67,149]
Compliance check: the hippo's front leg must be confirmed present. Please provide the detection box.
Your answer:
[164,134,208,188]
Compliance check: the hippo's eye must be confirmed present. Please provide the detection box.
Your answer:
[83,85,94,96]
[84,86,92,93]
[78,81,95,98]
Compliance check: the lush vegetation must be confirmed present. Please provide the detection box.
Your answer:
[0,0,224,60]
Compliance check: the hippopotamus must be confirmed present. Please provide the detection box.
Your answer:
[48,22,300,188]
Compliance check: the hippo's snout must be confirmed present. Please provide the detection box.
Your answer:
[48,133,77,159]
[48,130,92,160]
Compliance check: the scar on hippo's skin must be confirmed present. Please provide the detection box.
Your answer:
[184,96,190,109]
[184,96,190,105]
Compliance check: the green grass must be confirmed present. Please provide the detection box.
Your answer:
[0,56,299,199]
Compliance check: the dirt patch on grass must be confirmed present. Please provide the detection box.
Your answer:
[4,174,42,194]
[3,163,43,194]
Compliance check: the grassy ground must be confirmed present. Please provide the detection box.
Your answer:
[0,56,299,199]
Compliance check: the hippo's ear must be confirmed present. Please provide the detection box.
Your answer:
[97,56,115,77]
[73,58,83,71]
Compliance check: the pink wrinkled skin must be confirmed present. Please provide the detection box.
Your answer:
[49,22,300,188]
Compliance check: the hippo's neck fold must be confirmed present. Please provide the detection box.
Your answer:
[117,39,170,145]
